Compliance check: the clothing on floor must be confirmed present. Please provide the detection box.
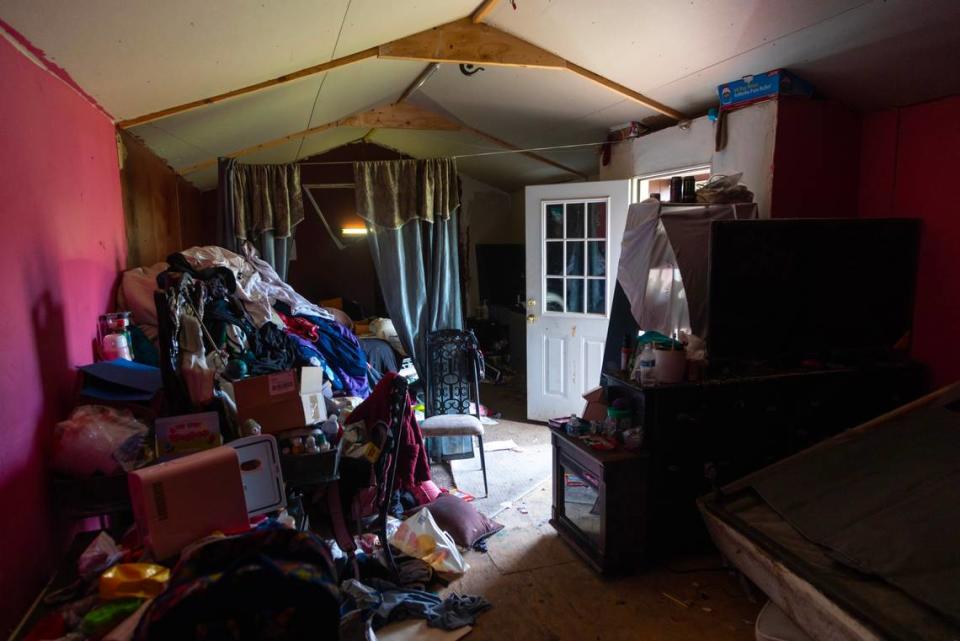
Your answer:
[427,594,490,630]
[341,580,489,631]
[135,524,339,641]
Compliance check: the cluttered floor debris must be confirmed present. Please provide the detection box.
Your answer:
[443,480,761,641]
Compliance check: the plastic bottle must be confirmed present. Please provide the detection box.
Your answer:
[620,334,632,371]
[638,344,656,386]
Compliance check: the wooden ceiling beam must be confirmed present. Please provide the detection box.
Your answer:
[119,16,687,129]
[378,18,566,69]
[566,61,687,121]
[339,102,461,131]
[471,0,501,24]
[178,121,340,175]
[117,47,378,128]
[177,100,587,179]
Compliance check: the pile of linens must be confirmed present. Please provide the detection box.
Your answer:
[118,244,370,411]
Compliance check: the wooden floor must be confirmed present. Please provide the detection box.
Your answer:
[443,482,761,641]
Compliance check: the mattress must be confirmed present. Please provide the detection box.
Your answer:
[700,385,960,641]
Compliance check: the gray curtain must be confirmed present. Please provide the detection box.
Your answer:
[216,159,304,279]
[215,158,238,252]
[355,158,463,374]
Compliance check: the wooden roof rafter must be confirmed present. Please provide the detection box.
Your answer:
[178,100,588,179]
[117,1,687,129]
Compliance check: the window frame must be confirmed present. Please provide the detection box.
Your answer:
[541,197,611,318]
[634,164,712,202]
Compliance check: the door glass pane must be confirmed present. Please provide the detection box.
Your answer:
[546,204,563,239]
[566,203,585,238]
[588,279,606,314]
[566,241,584,276]
[587,241,605,276]
[561,466,602,547]
[546,278,564,312]
[588,202,606,238]
[546,241,564,276]
[566,279,584,313]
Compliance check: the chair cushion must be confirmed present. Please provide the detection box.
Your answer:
[419,414,484,437]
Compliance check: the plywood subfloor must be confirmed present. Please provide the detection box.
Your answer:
[442,482,761,641]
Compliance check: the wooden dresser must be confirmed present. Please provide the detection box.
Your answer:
[551,363,923,573]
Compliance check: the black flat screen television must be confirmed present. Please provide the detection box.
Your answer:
[707,218,920,367]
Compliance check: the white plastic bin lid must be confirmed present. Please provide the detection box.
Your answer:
[230,434,286,516]
[756,601,813,641]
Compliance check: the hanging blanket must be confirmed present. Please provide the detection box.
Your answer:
[346,372,431,500]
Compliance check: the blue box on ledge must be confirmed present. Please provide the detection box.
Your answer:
[717,69,814,110]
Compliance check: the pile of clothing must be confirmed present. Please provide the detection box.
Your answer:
[119,244,370,412]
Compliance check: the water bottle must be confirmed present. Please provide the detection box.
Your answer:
[638,344,656,386]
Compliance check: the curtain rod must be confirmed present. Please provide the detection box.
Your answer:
[295,136,637,166]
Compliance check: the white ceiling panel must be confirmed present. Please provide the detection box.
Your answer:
[129,58,423,176]
[130,74,326,169]
[180,126,369,190]
[333,0,478,57]
[0,0,476,119]
[418,64,652,146]
[0,0,349,118]
[4,0,960,193]
[642,0,960,113]
[371,129,578,191]
[307,58,426,126]
[486,0,867,99]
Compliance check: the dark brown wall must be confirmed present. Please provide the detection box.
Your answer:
[289,143,408,317]
[118,129,210,266]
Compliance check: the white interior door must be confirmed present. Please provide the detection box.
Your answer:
[525,180,633,421]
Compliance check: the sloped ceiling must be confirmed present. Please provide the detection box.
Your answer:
[2,0,959,191]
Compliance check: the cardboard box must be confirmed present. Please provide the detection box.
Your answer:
[717,69,813,111]
[155,411,221,461]
[582,386,608,422]
[232,367,326,434]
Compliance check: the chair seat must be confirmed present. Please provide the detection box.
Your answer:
[419,414,484,437]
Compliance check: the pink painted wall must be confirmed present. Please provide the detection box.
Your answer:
[858,96,960,388]
[0,35,127,634]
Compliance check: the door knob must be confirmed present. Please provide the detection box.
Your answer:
[527,314,537,324]
[527,298,537,308]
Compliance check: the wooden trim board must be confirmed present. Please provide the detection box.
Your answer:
[178,101,587,179]
[378,18,566,69]
[117,47,378,128]
[119,18,686,127]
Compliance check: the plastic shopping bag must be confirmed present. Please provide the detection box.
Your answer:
[389,507,469,575]
[52,405,148,477]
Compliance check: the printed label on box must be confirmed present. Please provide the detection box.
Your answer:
[268,371,296,396]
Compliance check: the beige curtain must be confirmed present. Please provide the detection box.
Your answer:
[353,158,460,229]
[232,163,304,241]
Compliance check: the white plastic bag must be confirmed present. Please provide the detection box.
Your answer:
[52,405,148,477]
[389,507,469,575]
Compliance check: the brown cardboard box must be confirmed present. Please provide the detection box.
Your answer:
[232,367,326,434]
[581,386,608,422]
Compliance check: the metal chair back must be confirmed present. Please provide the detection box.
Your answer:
[424,329,481,419]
